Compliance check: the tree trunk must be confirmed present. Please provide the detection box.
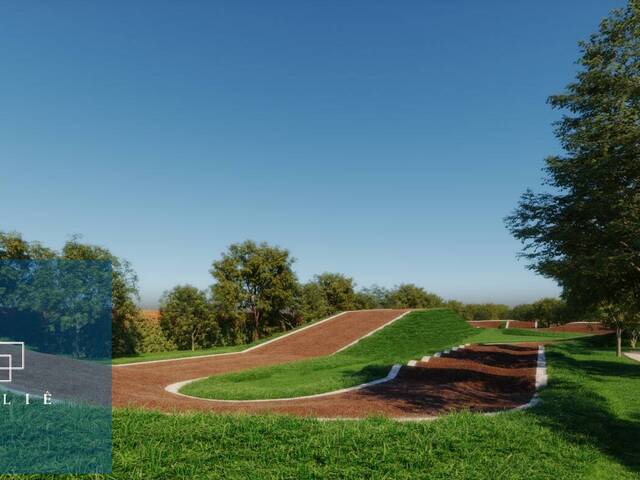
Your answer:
[253,313,260,342]
[616,327,623,357]
[191,332,196,351]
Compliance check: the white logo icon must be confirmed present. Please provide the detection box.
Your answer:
[0,342,25,383]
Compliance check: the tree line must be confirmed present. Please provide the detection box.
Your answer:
[1,233,585,356]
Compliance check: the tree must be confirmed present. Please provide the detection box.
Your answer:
[62,236,141,356]
[355,285,390,309]
[299,282,331,322]
[210,241,298,342]
[160,285,219,351]
[0,231,56,260]
[311,273,357,313]
[510,298,568,326]
[462,303,511,321]
[505,2,640,355]
[386,284,443,309]
[0,232,140,356]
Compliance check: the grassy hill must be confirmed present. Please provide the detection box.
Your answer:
[181,309,474,400]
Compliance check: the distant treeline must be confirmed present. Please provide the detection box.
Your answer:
[0,233,588,357]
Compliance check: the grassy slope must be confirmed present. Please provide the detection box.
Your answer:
[181,309,473,400]
[18,336,638,480]
[181,311,591,400]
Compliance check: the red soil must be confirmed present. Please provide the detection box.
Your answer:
[468,320,505,329]
[508,320,536,329]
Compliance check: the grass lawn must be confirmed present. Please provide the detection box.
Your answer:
[181,309,475,400]
[15,335,638,479]
[469,327,591,344]
[180,311,593,401]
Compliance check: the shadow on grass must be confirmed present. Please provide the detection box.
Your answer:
[529,338,640,474]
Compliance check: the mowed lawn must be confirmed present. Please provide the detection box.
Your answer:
[469,326,591,344]
[181,309,474,400]
[181,310,590,400]
[14,336,638,480]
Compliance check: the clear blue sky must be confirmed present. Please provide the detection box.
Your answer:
[1,1,624,307]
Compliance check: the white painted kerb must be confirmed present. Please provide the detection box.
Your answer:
[165,364,402,403]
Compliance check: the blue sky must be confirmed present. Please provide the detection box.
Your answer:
[1,1,624,307]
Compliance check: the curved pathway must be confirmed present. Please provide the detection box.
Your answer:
[113,309,409,410]
[113,310,541,419]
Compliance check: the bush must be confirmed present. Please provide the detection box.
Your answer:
[133,315,176,353]
[160,285,220,351]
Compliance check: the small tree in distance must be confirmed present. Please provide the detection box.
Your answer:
[386,284,443,309]
[160,285,219,351]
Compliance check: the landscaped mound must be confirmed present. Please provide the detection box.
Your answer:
[180,309,474,400]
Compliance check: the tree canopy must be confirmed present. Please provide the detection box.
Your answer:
[160,285,219,351]
[210,240,298,341]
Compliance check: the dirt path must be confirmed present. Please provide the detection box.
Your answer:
[154,344,539,419]
[113,309,409,410]
[625,352,640,363]
[114,309,540,418]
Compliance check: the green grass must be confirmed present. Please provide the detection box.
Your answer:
[469,327,591,344]
[182,309,474,400]
[13,335,639,479]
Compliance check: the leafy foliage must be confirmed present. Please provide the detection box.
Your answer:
[211,241,298,341]
[0,231,139,356]
[385,283,443,309]
[505,2,640,353]
[159,285,219,351]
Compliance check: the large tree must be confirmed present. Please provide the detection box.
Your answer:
[210,240,298,341]
[0,231,141,356]
[506,2,640,355]
[159,285,219,351]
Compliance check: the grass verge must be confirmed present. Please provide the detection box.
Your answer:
[181,309,473,400]
[469,327,591,344]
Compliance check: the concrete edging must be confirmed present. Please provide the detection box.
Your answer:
[318,344,548,422]
[165,364,403,403]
